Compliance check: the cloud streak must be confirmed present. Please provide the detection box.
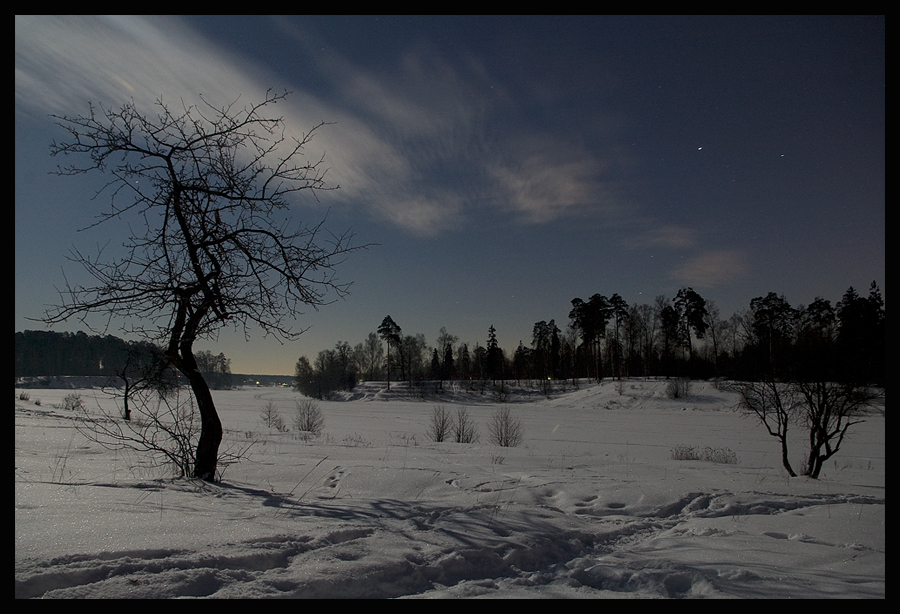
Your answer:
[16,16,263,120]
[15,16,685,243]
[669,250,749,288]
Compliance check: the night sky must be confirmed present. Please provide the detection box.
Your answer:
[15,16,884,375]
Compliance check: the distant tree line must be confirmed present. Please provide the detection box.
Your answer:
[294,282,885,398]
[15,330,234,390]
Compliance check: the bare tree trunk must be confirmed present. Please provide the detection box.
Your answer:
[165,300,223,481]
[737,379,797,477]
[122,378,133,421]
[796,380,875,480]
[187,371,222,481]
[780,431,796,477]
[169,348,222,481]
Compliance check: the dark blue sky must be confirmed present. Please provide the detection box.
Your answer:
[16,16,884,374]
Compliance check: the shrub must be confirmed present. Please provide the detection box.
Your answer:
[428,404,453,442]
[75,389,202,478]
[341,433,371,447]
[488,407,523,447]
[293,398,324,436]
[63,393,85,412]
[260,400,287,431]
[454,406,479,443]
[671,444,737,464]
[666,378,691,399]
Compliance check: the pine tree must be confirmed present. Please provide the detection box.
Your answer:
[486,325,503,382]
[443,343,455,383]
[674,287,709,374]
[378,316,402,390]
[836,283,885,385]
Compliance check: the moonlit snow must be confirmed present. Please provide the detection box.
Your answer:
[15,379,884,598]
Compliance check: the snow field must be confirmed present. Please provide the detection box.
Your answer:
[15,380,884,598]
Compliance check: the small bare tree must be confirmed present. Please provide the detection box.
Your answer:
[260,400,287,432]
[76,388,200,478]
[293,398,324,436]
[428,404,452,443]
[737,378,881,479]
[795,380,881,479]
[665,377,692,400]
[40,90,362,481]
[736,379,800,477]
[75,388,253,480]
[110,343,176,421]
[454,406,479,443]
[488,407,523,447]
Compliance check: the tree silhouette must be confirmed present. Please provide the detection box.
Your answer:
[674,287,709,374]
[378,316,401,390]
[569,294,611,381]
[836,282,885,385]
[41,90,362,481]
[749,292,797,379]
[435,326,457,388]
[486,325,503,382]
[607,294,629,379]
[658,301,680,376]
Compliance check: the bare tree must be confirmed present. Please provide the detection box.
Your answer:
[737,378,881,479]
[702,300,724,376]
[260,400,287,431]
[488,407,523,448]
[293,398,324,437]
[109,342,175,421]
[454,406,479,443]
[795,381,881,479]
[427,405,453,442]
[41,90,362,481]
[736,379,800,477]
[362,332,385,381]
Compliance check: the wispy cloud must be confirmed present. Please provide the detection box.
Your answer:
[486,136,629,226]
[16,16,266,119]
[15,16,636,237]
[669,250,749,288]
[626,224,698,249]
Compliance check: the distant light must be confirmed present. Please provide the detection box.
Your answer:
[697,147,703,151]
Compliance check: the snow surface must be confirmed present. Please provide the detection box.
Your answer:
[15,379,884,598]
